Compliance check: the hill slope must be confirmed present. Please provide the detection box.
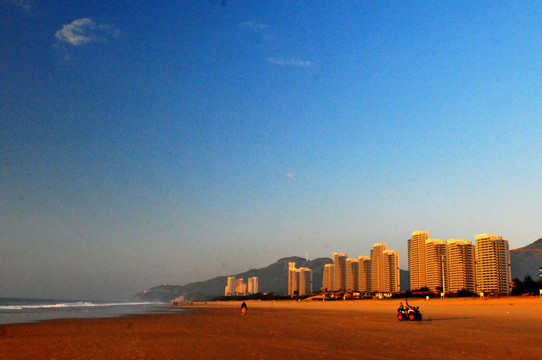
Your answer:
[132,257,332,302]
[510,238,542,280]
[132,237,541,302]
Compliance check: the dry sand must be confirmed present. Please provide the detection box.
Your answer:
[1,297,541,359]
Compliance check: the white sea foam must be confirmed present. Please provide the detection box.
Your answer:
[0,300,170,325]
[0,301,163,312]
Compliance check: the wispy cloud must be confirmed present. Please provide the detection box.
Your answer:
[238,21,269,32]
[239,21,312,68]
[55,18,119,46]
[5,0,32,11]
[268,57,312,67]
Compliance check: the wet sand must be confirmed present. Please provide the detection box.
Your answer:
[1,297,541,359]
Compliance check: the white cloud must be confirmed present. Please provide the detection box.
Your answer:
[268,57,312,67]
[55,18,118,46]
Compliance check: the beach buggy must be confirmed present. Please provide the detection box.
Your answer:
[397,300,422,321]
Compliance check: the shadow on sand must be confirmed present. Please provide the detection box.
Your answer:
[421,317,474,322]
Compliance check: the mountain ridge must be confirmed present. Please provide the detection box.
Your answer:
[132,256,334,302]
[132,238,542,302]
[510,237,542,280]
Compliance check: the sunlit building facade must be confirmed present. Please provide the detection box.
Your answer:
[322,246,399,295]
[298,267,312,296]
[288,262,299,296]
[384,249,400,293]
[358,256,372,292]
[247,277,259,294]
[447,239,476,293]
[370,243,386,293]
[234,278,247,296]
[425,239,448,293]
[409,230,429,291]
[346,258,360,291]
[289,262,313,296]
[225,276,258,296]
[323,264,334,291]
[475,234,511,295]
[333,252,347,291]
[225,276,236,296]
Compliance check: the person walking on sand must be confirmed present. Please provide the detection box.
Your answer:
[241,301,247,316]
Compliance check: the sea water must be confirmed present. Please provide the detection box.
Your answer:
[0,298,172,325]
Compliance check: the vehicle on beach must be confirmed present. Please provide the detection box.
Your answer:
[397,306,422,321]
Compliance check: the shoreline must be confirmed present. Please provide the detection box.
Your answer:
[183,294,542,309]
[2,296,541,359]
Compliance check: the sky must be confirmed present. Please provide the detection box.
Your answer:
[1,1,541,301]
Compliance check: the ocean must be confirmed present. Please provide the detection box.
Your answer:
[0,298,174,325]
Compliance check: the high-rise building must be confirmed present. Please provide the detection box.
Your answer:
[289,262,313,296]
[475,234,511,295]
[225,276,257,296]
[370,244,400,293]
[346,258,360,291]
[333,252,347,291]
[409,230,429,290]
[247,277,259,294]
[288,262,299,296]
[234,278,247,296]
[225,276,236,296]
[371,243,386,293]
[425,239,448,293]
[447,239,476,293]
[298,267,313,296]
[358,256,371,292]
[384,250,400,293]
[322,264,334,291]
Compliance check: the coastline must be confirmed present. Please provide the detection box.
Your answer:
[0,300,168,326]
[1,297,541,359]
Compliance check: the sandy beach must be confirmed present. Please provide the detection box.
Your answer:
[1,297,541,359]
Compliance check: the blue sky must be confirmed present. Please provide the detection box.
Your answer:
[1,1,541,300]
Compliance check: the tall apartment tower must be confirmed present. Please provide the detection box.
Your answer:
[358,256,372,292]
[298,267,313,296]
[383,250,400,293]
[234,278,247,296]
[288,262,299,296]
[475,234,511,295]
[447,239,476,293]
[247,277,259,294]
[346,258,360,291]
[322,264,334,291]
[225,276,236,296]
[333,252,347,291]
[425,239,448,293]
[289,262,313,296]
[371,243,386,293]
[409,230,429,291]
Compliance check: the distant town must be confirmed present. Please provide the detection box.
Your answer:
[225,231,521,299]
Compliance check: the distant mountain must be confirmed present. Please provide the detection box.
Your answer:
[132,256,332,302]
[510,238,542,280]
[133,238,542,302]
[519,238,542,250]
